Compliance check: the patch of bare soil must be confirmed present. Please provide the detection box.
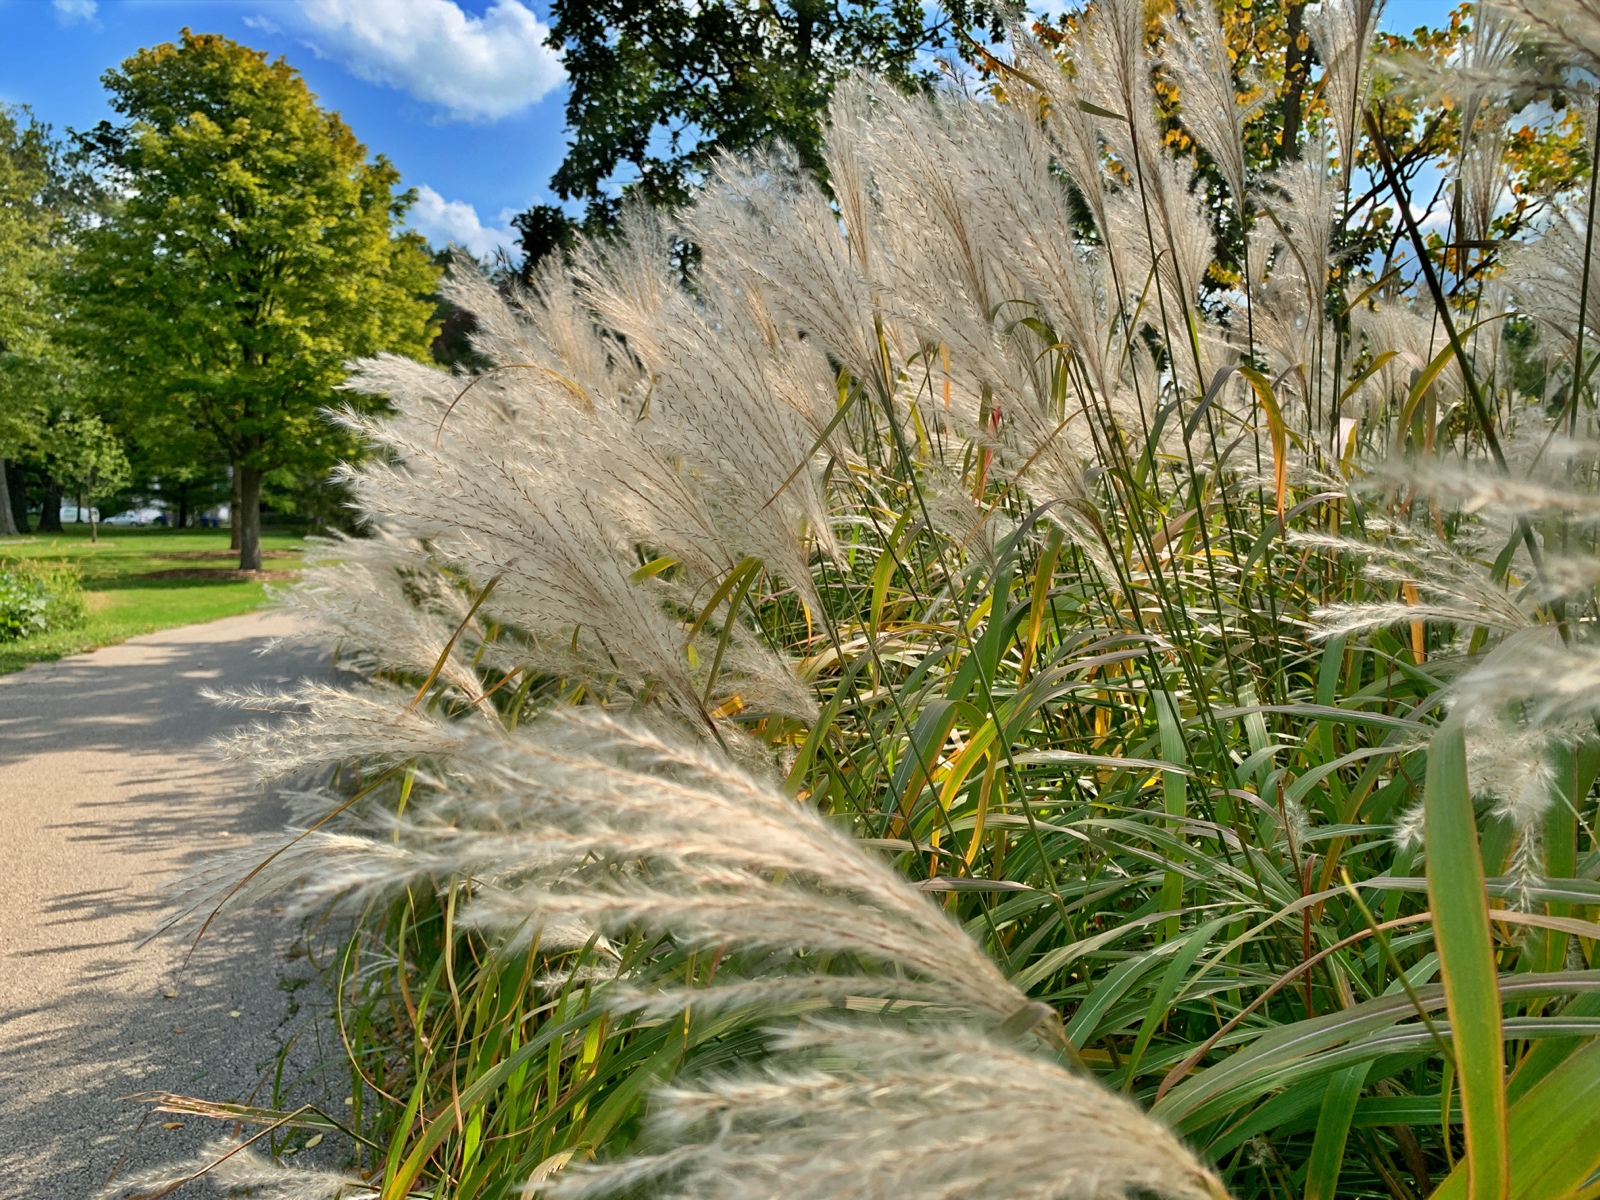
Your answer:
[154,550,299,561]
[139,568,302,582]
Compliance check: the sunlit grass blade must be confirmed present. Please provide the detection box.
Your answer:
[1425,714,1509,1200]
[1429,1038,1600,1200]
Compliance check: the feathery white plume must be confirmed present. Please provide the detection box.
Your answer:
[1307,0,1386,191]
[97,1141,374,1200]
[547,1023,1226,1200]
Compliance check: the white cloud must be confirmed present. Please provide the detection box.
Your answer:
[292,0,565,122]
[52,0,98,25]
[409,185,521,259]
[1410,200,1452,235]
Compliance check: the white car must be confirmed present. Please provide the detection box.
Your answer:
[102,506,165,527]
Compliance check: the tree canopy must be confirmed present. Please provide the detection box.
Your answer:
[68,30,439,568]
[0,106,62,535]
[0,107,55,356]
[525,0,1006,245]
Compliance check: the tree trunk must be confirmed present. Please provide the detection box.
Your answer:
[1278,2,1310,163]
[0,459,17,537]
[237,465,263,571]
[230,469,241,550]
[177,480,189,530]
[38,481,62,533]
[7,459,28,534]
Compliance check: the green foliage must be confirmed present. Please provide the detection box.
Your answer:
[510,204,578,281]
[0,99,122,538]
[539,0,1007,227]
[65,30,440,565]
[50,413,129,515]
[0,104,72,485]
[0,105,56,359]
[0,557,85,642]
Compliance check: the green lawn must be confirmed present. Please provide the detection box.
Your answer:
[0,525,305,675]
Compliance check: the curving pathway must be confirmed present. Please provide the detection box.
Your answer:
[0,612,335,1198]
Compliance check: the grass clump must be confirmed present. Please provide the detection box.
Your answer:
[124,2,1600,1199]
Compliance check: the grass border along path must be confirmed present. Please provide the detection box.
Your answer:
[0,526,305,676]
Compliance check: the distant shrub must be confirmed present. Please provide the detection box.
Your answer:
[0,560,87,642]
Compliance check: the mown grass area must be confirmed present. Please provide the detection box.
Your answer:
[0,525,304,675]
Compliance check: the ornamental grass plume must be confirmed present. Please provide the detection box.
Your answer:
[100,1141,375,1200]
[1307,0,1385,192]
[167,710,1225,1200]
[198,711,1033,1023]
[1321,427,1600,913]
[552,1023,1222,1200]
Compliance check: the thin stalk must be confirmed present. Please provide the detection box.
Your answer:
[1566,94,1600,439]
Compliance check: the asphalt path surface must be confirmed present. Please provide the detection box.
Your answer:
[0,612,339,1198]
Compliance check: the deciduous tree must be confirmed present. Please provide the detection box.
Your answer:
[69,30,439,568]
[50,414,129,543]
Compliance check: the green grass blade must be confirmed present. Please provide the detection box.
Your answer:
[1430,1038,1600,1200]
[1122,918,1230,1088]
[1155,690,1188,940]
[1303,1060,1371,1200]
[1506,990,1600,1105]
[1425,714,1508,1200]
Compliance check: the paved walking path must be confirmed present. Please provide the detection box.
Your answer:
[0,612,335,1198]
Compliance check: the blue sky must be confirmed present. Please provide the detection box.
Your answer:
[1,0,1454,262]
[0,0,570,259]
